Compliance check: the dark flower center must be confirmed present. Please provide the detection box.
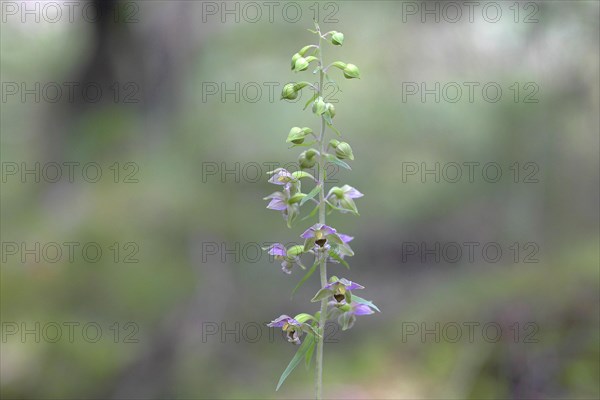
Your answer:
[334,294,345,303]
[315,238,327,247]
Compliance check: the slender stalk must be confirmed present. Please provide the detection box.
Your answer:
[315,30,327,400]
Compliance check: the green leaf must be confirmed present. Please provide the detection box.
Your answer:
[325,154,351,170]
[311,288,333,302]
[301,323,320,337]
[326,122,342,136]
[340,197,359,214]
[303,92,318,110]
[322,113,333,126]
[291,260,319,298]
[352,294,381,312]
[288,140,317,149]
[345,291,352,304]
[305,336,316,369]
[328,250,350,269]
[303,237,317,252]
[337,243,355,257]
[300,185,321,206]
[292,171,315,181]
[339,312,356,331]
[338,311,352,330]
[301,205,319,221]
[276,334,315,391]
[286,206,299,228]
[288,193,306,204]
[326,199,359,216]
[294,313,316,323]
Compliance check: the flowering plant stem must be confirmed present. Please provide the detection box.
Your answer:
[315,31,327,400]
[266,21,377,400]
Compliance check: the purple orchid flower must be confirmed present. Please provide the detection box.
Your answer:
[301,223,344,249]
[301,223,337,239]
[264,188,300,228]
[327,233,354,263]
[267,168,295,186]
[332,302,375,331]
[267,243,287,257]
[266,243,305,274]
[325,277,364,304]
[267,315,303,345]
[264,192,287,211]
[327,184,363,214]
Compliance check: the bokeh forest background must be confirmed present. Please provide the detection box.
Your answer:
[1,1,599,399]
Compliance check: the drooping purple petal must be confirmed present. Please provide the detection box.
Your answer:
[267,243,286,257]
[268,169,294,185]
[300,225,317,239]
[319,224,337,236]
[339,278,364,290]
[267,315,301,327]
[346,282,364,290]
[325,278,364,291]
[352,303,374,316]
[337,233,354,243]
[342,185,364,199]
[267,197,287,211]
[267,315,291,327]
[301,223,338,239]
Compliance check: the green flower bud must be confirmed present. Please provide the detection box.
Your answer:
[343,63,361,79]
[298,45,314,56]
[335,141,354,160]
[329,139,340,148]
[331,61,347,70]
[294,57,309,72]
[331,31,344,46]
[288,193,307,204]
[291,53,301,70]
[293,82,310,91]
[286,127,311,144]
[312,96,327,115]
[330,187,344,198]
[305,148,319,159]
[299,151,317,169]
[281,83,298,100]
[326,103,335,118]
